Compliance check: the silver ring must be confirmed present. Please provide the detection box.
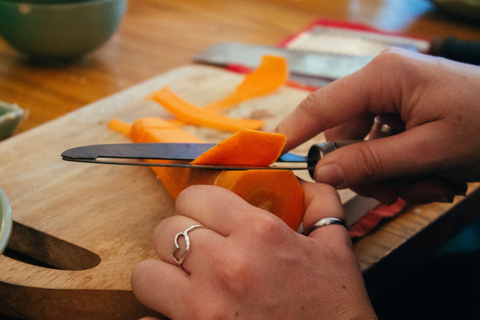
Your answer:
[373,119,394,135]
[172,225,203,267]
[305,217,348,236]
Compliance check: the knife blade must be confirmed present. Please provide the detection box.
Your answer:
[61,141,360,179]
[193,42,374,81]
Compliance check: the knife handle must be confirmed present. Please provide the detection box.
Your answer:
[430,36,480,66]
[307,140,361,180]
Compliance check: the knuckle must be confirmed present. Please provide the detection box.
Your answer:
[251,212,290,244]
[214,250,256,293]
[297,93,328,127]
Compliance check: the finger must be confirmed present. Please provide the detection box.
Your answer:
[350,176,468,205]
[174,185,270,236]
[131,259,190,319]
[312,123,453,189]
[324,112,375,141]
[396,177,467,204]
[350,181,400,205]
[153,215,224,273]
[275,50,406,152]
[300,181,350,244]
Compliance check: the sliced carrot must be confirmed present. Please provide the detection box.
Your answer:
[213,170,304,230]
[108,119,132,137]
[148,87,265,132]
[130,117,204,143]
[129,117,211,199]
[204,55,289,113]
[125,118,304,230]
[192,129,286,166]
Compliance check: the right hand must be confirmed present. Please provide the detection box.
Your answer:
[276,48,480,204]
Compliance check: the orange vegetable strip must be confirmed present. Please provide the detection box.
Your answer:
[129,118,212,199]
[204,55,289,113]
[148,87,265,132]
[108,119,132,137]
[192,129,286,166]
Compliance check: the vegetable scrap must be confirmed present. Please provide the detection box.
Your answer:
[149,55,289,132]
[192,129,286,166]
[204,55,289,113]
[148,87,266,132]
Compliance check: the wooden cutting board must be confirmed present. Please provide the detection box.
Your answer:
[0,65,345,319]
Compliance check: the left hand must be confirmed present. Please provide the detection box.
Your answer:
[131,184,376,320]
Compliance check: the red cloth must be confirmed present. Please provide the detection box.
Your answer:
[349,198,406,238]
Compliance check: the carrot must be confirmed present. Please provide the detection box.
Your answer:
[213,170,304,230]
[124,118,304,230]
[204,55,289,113]
[108,118,132,137]
[148,87,265,132]
[192,129,286,166]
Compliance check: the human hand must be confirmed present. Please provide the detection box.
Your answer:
[276,48,480,204]
[131,184,376,320]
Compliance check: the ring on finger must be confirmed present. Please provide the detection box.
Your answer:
[305,217,348,236]
[172,225,203,267]
[372,118,395,135]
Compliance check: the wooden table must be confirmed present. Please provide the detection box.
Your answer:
[1,0,480,318]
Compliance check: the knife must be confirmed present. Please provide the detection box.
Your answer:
[61,141,359,179]
[193,42,374,82]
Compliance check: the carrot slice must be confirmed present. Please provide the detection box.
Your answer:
[192,129,286,166]
[148,87,265,132]
[130,117,204,143]
[213,170,304,230]
[125,118,304,230]
[204,55,289,113]
[108,119,132,137]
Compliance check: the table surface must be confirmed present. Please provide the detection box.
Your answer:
[1,0,480,313]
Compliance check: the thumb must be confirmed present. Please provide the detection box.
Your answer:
[314,131,438,188]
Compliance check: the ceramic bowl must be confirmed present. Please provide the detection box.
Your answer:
[0,0,128,60]
[0,187,12,255]
[0,100,24,141]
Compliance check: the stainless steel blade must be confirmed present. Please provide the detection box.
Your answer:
[193,42,374,80]
[61,143,311,171]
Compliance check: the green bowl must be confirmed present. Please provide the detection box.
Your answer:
[0,0,127,60]
[0,100,24,140]
[0,187,12,255]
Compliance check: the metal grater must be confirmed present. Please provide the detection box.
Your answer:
[284,26,430,57]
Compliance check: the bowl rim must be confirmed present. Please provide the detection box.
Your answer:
[0,187,12,255]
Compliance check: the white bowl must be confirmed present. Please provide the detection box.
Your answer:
[0,187,12,255]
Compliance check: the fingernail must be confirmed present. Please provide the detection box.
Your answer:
[315,164,345,188]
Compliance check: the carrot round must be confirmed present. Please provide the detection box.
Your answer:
[213,170,304,230]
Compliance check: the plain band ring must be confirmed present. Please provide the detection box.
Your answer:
[373,119,395,135]
[172,225,203,267]
[306,218,348,236]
